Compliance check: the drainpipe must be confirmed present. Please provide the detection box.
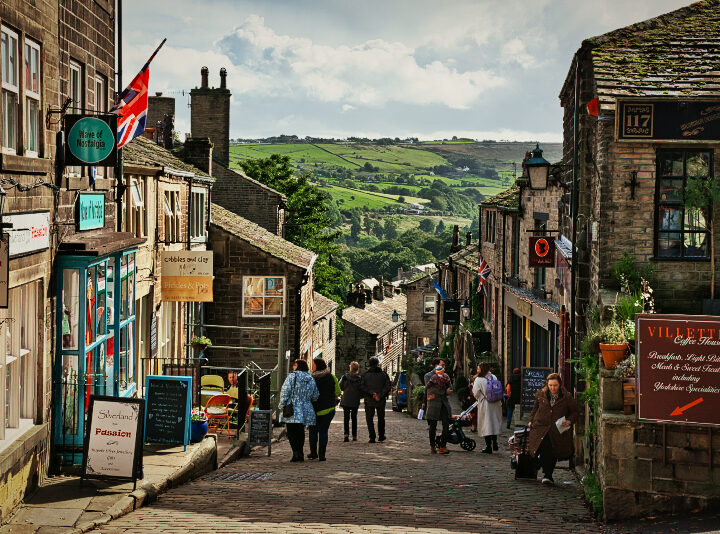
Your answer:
[570,53,580,394]
[501,211,507,376]
[186,176,193,361]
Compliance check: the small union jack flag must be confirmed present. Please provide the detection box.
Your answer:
[477,255,491,295]
[111,39,166,149]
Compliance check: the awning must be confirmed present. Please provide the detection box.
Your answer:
[58,230,144,256]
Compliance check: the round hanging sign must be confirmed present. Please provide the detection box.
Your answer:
[67,117,115,164]
[534,238,550,257]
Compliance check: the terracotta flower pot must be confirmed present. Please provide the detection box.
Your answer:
[599,343,628,369]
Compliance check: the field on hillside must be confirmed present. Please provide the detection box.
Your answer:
[320,184,429,210]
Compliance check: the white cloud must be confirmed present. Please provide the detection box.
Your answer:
[216,15,506,110]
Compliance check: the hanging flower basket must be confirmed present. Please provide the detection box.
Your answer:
[599,343,628,370]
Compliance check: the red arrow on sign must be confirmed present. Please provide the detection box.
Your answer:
[670,397,704,416]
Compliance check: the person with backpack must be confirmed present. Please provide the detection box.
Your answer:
[472,362,503,454]
[339,361,362,442]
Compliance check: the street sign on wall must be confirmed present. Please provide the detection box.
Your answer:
[529,236,555,268]
[616,98,720,142]
[160,250,213,302]
[64,114,117,166]
[637,314,720,427]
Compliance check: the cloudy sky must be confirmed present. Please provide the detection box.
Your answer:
[123,0,692,142]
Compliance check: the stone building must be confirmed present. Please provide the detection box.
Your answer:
[311,292,338,371]
[401,271,438,355]
[207,203,317,371]
[555,0,720,520]
[338,283,406,377]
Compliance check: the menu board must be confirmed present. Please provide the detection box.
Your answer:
[637,314,720,427]
[520,367,552,415]
[82,396,144,480]
[144,375,192,447]
[248,410,272,456]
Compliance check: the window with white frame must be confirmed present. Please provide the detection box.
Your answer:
[1,281,39,445]
[158,301,178,361]
[190,186,206,242]
[23,38,40,157]
[242,276,285,317]
[67,60,83,177]
[423,294,436,314]
[1,26,19,154]
[126,177,147,238]
[94,75,106,177]
[163,190,181,243]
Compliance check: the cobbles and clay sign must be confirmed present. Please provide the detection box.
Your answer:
[161,250,213,302]
[637,314,720,426]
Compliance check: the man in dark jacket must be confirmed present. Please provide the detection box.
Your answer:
[360,357,391,443]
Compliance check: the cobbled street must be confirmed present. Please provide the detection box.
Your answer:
[96,408,603,534]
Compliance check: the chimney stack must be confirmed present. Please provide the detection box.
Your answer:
[451,225,460,253]
[201,66,209,88]
[466,232,472,246]
[183,137,213,175]
[220,68,227,88]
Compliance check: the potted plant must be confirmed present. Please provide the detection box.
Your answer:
[191,335,212,353]
[190,408,208,442]
[614,354,637,414]
[599,320,628,369]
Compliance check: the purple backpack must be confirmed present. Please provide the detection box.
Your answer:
[485,374,504,403]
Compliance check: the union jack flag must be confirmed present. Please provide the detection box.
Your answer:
[111,39,166,149]
[477,255,491,295]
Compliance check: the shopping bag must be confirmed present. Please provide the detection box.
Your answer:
[417,408,425,420]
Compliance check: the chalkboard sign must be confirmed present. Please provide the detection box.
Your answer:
[144,375,192,448]
[83,395,144,481]
[248,410,272,456]
[520,367,552,415]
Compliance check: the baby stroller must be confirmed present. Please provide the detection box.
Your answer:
[438,401,477,451]
[508,427,536,479]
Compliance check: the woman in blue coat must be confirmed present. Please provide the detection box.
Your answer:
[279,359,320,462]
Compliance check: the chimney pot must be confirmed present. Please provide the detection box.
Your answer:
[155,91,163,97]
[220,68,227,88]
[201,66,209,88]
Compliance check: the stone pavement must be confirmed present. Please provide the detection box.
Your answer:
[93,407,603,534]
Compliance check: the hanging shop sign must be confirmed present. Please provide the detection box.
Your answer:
[529,236,555,268]
[77,192,105,231]
[160,250,213,302]
[637,314,720,427]
[442,299,461,325]
[82,395,144,481]
[4,211,50,258]
[0,236,7,308]
[64,114,117,166]
[616,98,720,142]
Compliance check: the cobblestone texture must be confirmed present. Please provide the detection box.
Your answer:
[95,408,603,534]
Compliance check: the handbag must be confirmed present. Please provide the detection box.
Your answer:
[282,374,297,418]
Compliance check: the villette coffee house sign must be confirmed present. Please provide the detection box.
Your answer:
[637,314,720,427]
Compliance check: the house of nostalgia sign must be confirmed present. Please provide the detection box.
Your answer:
[637,314,720,427]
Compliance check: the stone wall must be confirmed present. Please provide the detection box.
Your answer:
[404,276,437,354]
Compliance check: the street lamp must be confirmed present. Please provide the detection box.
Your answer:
[526,143,551,190]
[461,302,471,319]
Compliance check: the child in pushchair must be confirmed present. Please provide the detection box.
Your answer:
[437,400,478,451]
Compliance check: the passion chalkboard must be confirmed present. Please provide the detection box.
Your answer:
[248,410,272,456]
[144,375,191,448]
[520,367,552,415]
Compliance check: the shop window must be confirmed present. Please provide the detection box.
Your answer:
[127,177,147,238]
[190,187,206,242]
[163,190,181,243]
[656,150,712,259]
[423,294,436,314]
[416,336,430,348]
[530,321,549,368]
[484,210,496,244]
[242,276,285,317]
[1,26,19,153]
[1,281,39,445]
[24,38,40,157]
[159,301,178,360]
[67,60,83,177]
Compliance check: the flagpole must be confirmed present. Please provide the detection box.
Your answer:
[143,38,167,69]
[115,0,123,232]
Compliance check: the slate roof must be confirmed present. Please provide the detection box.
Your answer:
[481,185,520,210]
[341,293,407,336]
[448,243,479,271]
[402,269,437,286]
[579,0,720,111]
[313,291,338,319]
[210,203,316,269]
[122,136,213,181]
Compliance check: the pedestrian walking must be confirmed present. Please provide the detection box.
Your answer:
[307,358,341,461]
[506,368,521,429]
[339,361,362,442]
[423,358,445,385]
[360,357,391,443]
[527,373,578,485]
[279,359,320,463]
[472,362,503,454]
[426,364,453,454]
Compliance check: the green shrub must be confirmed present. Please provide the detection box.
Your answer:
[412,385,426,404]
[583,472,604,519]
[613,253,654,293]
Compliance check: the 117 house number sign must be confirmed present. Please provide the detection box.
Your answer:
[637,314,720,427]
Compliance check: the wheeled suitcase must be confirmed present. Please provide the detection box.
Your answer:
[509,427,537,479]
[514,452,537,479]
